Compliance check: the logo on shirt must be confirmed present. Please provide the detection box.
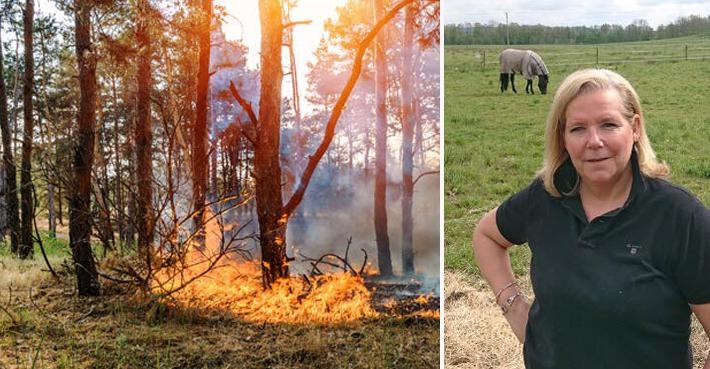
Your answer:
[626,243,643,255]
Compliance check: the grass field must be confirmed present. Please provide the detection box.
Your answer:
[444,37,710,368]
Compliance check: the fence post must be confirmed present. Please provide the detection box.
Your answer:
[596,47,599,65]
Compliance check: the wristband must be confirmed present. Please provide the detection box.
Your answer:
[494,281,518,305]
[500,291,523,314]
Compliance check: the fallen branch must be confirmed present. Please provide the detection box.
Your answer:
[301,238,368,278]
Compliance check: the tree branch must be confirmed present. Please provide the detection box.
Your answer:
[228,80,258,143]
[284,20,312,29]
[413,170,439,186]
[283,0,415,217]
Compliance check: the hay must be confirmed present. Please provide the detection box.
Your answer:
[444,270,710,369]
[444,270,525,369]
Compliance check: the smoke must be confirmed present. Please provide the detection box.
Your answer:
[285,165,440,280]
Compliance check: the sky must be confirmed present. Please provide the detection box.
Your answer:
[218,0,344,67]
[217,0,347,100]
[443,0,710,28]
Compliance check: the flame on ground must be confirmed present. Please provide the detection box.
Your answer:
[151,226,378,324]
[151,210,437,323]
[153,262,377,324]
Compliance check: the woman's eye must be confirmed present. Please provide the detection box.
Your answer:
[602,122,619,129]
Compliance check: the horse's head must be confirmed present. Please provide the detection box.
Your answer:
[538,75,549,95]
[500,73,509,93]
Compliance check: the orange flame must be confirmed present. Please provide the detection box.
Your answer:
[152,211,378,324]
[151,209,438,323]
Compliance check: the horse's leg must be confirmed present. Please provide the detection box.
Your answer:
[500,73,508,93]
[511,73,517,93]
[527,79,534,94]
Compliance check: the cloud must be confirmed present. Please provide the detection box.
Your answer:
[445,0,710,28]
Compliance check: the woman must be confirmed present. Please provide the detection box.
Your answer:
[473,68,710,369]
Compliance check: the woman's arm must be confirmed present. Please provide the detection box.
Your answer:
[472,208,530,343]
[691,303,710,369]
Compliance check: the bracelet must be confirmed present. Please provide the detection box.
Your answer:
[500,291,524,314]
[494,281,518,305]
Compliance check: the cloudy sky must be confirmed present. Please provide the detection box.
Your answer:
[444,0,710,28]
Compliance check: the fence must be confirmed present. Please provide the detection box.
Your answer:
[467,43,710,71]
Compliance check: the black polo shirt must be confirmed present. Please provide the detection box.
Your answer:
[496,153,710,369]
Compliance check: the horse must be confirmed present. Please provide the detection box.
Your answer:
[499,49,549,95]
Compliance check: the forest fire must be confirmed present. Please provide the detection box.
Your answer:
[153,259,377,324]
[150,215,438,324]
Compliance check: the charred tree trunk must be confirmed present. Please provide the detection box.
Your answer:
[0,20,20,251]
[19,0,35,259]
[256,0,289,288]
[373,0,392,277]
[400,3,416,275]
[70,0,100,296]
[136,0,154,258]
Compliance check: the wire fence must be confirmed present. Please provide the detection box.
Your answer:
[456,43,710,71]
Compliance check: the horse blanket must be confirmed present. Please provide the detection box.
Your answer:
[499,49,549,80]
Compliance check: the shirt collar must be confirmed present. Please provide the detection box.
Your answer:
[554,149,647,205]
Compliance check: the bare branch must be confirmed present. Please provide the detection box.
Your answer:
[283,0,415,217]
[413,170,439,186]
[283,20,312,29]
[228,80,258,144]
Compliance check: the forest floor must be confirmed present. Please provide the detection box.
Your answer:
[0,245,439,369]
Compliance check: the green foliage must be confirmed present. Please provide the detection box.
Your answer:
[445,15,710,45]
[445,41,710,278]
[0,231,69,258]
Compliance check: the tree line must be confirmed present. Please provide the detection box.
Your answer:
[444,14,710,45]
[0,0,440,295]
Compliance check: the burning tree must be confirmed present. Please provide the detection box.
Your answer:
[230,0,418,288]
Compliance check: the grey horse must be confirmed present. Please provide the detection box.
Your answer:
[499,49,549,95]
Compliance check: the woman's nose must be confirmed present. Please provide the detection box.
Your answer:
[586,128,604,148]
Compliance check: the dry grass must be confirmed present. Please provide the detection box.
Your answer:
[444,270,524,369]
[0,256,63,291]
[444,270,710,369]
[0,258,439,369]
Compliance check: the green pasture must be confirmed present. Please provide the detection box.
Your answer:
[444,38,710,277]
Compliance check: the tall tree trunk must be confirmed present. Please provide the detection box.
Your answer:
[19,0,35,259]
[109,78,126,248]
[136,0,154,259]
[0,19,20,252]
[48,183,56,238]
[95,89,114,255]
[400,3,416,275]
[373,0,392,277]
[192,0,211,245]
[255,0,288,288]
[70,0,100,296]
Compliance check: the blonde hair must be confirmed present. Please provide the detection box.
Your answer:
[540,68,669,197]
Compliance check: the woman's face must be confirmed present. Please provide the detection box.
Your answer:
[563,88,640,191]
